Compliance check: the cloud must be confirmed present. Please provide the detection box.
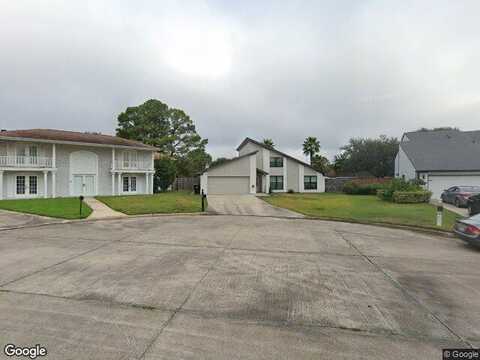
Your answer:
[1,0,479,161]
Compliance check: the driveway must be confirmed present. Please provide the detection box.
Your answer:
[0,209,60,230]
[0,216,477,359]
[207,194,303,217]
[442,202,469,217]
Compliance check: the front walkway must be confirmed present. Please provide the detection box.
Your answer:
[84,197,126,219]
[207,194,303,217]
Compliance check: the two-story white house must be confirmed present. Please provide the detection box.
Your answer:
[200,137,325,195]
[0,129,157,199]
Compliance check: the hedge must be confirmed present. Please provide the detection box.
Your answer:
[392,191,432,203]
[343,182,385,195]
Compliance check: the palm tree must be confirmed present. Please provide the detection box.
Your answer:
[303,137,320,165]
[263,138,275,148]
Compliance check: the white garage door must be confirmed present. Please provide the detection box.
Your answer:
[428,175,480,199]
[208,176,250,195]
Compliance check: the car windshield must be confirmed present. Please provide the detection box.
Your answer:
[458,186,480,192]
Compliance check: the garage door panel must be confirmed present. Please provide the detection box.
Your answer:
[428,175,480,199]
[208,176,250,195]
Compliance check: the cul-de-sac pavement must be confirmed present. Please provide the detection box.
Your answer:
[0,214,478,359]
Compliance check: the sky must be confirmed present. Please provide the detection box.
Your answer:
[1,0,479,162]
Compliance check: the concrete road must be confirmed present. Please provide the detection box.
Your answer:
[0,216,478,359]
[0,209,60,230]
[207,194,303,217]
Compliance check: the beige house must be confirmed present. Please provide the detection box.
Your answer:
[201,138,325,195]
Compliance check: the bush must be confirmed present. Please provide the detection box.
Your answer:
[343,181,385,195]
[287,189,295,194]
[380,178,421,201]
[392,191,432,203]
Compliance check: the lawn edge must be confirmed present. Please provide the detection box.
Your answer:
[0,201,93,220]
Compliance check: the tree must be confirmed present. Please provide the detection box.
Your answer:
[311,154,331,174]
[154,158,176,192]
[116,99,210,177]
[263,138,275,148]
[302,137,320,164]
[333,135,399,177]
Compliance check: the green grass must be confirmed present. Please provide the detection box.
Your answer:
[96,192,203,215]
[0,197,92,219]
[264,193,460,231]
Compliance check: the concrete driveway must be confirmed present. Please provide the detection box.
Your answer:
[0,216,478,359]
[207,194,303,217]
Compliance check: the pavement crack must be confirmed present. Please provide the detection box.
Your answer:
[335,230,473,348]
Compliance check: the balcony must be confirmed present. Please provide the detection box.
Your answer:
[0,156,53,168]
[115,159,152,171]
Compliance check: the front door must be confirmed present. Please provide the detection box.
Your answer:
[73,175,96,196]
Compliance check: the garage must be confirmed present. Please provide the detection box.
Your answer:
[427,174,480,199]
[207,176,250,195]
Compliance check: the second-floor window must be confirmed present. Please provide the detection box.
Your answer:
[123,151,137,168]
[270,157,283,167]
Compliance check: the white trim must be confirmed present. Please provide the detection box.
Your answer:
[249,154,256,194]
[0,171,3,200]
[145,173,149,194]
[298,164,304,192]
[283,157,287,191]
[52,171,56,197]
[111,173,115,195]
[111,148,115,171]
[52,144,56,168]
[43,171,48,198]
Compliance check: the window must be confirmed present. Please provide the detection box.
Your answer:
[29,146,38,164]
[270,176,284,190]
[29,176,38,195]
[122,176,137,192]
[270,157,283,167]
[304,175,317,190]
[123,151,137,168]
[130,176,137,192]
[16,176,25,195]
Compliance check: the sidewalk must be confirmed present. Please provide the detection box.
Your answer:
[83,197,126,219]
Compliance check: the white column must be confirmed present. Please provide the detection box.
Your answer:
[298,164,304,192]
[145,173,149,195]
[265,174,270,194]
[112,148,116,170]
[52,171,56,198]
[0,171,3,200]
[43,171,48,198]
[150,173,154,194]
[151,152,155,170]
[283,157,287,191]
[52,144,56,168]
[117,172,122,195]
[249,154,256,194]
[111,173,115,195]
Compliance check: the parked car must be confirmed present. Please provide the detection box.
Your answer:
[454,214,480,248]
[467,194,480,216]
[441,186,480,208]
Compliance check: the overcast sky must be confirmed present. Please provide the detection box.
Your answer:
[1,1,479,161]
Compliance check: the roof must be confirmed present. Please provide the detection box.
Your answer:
[0,129,157,150]
[201,151,258,174]
[400,129,480,171]
[236,137,320,173]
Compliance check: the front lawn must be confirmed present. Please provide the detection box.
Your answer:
[96,192,203,215]
[263,193,460,231]
[0,197,92,219]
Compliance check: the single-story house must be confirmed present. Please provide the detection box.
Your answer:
[0,129,157,199]
[200,137,325,195]
[395,129,480,199]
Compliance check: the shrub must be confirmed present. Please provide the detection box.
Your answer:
[392,191,432,203]
[343,181,385,195]
[380,178,421,201]
[287,189,295,194]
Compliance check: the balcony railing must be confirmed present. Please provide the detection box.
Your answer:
[0,156,53,168]
[115,159,152,171]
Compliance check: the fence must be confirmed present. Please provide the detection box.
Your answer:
[325,177,392,193]
[172,177,199,192]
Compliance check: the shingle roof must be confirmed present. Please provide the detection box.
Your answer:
[236,137,320,173]
[200,151,258,174]
[0,129,157,150]
[401,129,480,171]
